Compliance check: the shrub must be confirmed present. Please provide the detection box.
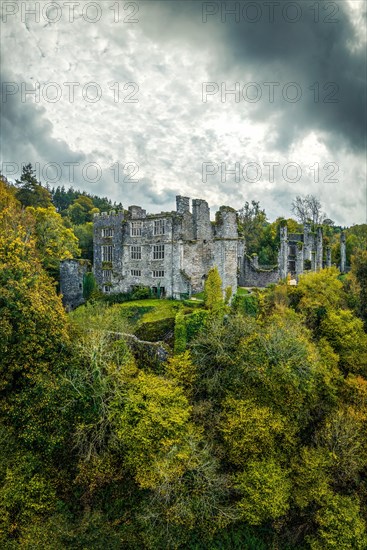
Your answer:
[204,267,224,311]
[185,310,209,342]
[82,271,97,300]
[135,317,175,343]
[131,285,151,300]
[232,294,259,316]
[174,312,187,354]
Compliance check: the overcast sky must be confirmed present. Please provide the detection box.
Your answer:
[1,0,366,224]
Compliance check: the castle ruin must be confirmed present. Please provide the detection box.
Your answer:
[60,195,347,310]
[91,195,241,300]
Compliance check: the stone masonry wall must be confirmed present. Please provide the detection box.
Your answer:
[240,256,279,287]
[60,259,91,310]
[92,197,240,298]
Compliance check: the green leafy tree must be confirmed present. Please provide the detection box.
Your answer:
[291,447,332,509]
[350,249,367,327]
[113,371,194,489]
[296,267,344,329]
[67,196,98,225]
[308,494,367,550]
[165,351,197,396]
[73,222,94,261]
[237,201,267,254]
[331,225,367,267]
[257,217,302,265]
[174,311,187,354]
[234,458,291,525]
[315,407,367,489]
[239,309,338,421]
[15,164,52,208]
[0,181,70,394]
[320,309,367,376]
[190,314,256,398]
[221,397,296,467]
[204,267,224,311]
[0,446,58,539]
[26,206,80,275]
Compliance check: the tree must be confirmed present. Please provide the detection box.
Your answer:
[113,371,194,489]
[221,397,295,467]
[331,226,367,267]
[0,181,70,394]
[257,217,302,265]
[165,351,197,396]
[315,407,366,488]
[73,222,94,261]
[350,249,367,327]
[174,311,187,354]
[237,200,267,255]
[204,267,224,311]
[320,309,367,376]
[15,164,52,208]
[26,206,80,276]
[291,194,326,227]
[296,268,344,329]
[239,309,337,421]
[234,458,291,525]
[291,447,332,510]
[308,494,367,550]
[190,313,257,400]
[67,196,97,225]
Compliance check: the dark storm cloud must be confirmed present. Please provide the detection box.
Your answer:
[220,1,366,153]
[0,69,86,182]
[142,0,366,154]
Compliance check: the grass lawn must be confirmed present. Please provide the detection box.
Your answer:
[191,291,205,301]
[236,287,250,296]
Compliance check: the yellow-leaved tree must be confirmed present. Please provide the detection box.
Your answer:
[26,205,80,276]
[0,179,70,393]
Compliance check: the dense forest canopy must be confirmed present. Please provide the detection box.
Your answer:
[1,167,367,549]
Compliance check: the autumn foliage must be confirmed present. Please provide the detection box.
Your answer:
[1,177,367,549]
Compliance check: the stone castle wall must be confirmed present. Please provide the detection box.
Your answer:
[92,196,242,299]
[60,259,91,311]
[240,256,279,287]
[60,196,347,309]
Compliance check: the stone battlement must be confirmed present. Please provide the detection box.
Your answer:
[93,210,124,218]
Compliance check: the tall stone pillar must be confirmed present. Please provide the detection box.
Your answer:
[192,199,212,240]
[311,250,316,271]
[279,223,288,280]
[340,232,346,273]
[326,246,332,268]
[295,243,304,280]
[316,227,323,271]
[303,222,312,261]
